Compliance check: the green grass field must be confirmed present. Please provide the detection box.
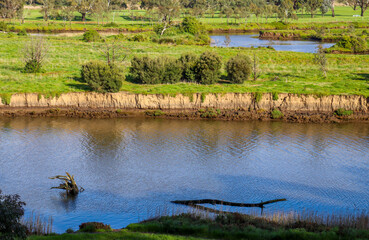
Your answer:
[0,32,368,98]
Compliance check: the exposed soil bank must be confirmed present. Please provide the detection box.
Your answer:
[0,92,368,122]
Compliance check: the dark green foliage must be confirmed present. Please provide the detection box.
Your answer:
[271,109,283,119]
[79,222,111,232]
[82,30,101,42]
[0,189,27,240]
[226,54,252,84]
[181,17,205,35]
[65,228,74,234]
[334,108,353,116]
[81,61,123,93]
[23,59,43,73]
[0,22,8,31]
[336,35,367,53]
[194,51,222,84]
[103,22,119,28]
[130,56,182,84]
[200,108,221,118]
[17,28,27,36]
[179,53,198,82]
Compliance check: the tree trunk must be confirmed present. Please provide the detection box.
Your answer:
[361,7,364,17]
[81,12,86,22]
[331,6,335,17]
[311,12,314,18]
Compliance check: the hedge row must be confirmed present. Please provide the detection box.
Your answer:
[130,51,252,85]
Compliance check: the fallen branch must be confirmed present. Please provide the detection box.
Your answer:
[171,198,286,209]
[49,172,84,196]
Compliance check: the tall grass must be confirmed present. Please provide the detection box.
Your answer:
[22,211,54,235]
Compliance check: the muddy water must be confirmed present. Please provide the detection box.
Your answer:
[0,118,368,232]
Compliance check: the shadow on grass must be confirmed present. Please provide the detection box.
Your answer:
[354,73,369,81]
[2,65,25,72]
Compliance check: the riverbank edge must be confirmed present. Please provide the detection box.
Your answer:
[0,92,368,123]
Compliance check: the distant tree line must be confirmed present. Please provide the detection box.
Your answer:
[0,0,368,24]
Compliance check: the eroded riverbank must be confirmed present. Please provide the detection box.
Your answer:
[0,92,368,123]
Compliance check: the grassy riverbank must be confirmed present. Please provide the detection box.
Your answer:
[0,33,368,98]
[27,213,369,240]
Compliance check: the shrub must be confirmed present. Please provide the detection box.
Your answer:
[17,28,27,36]
[181,17,206,35]
[272,92,279,101]
[271,109,283,119]
[22,37,48,73]
[130,56,182,84]
[179,53,198,82]
[103,22,119,28]
[336,36,367,53]
[81,61,123,92]
[0,190,27,240]
[0,22,8,31]
[79,222,111,232]
[334,108,353,116]
[82,30,101,42]
[226,54,252,84]
[194,51,222,84]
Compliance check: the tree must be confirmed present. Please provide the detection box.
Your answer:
[0,189,27,240]
[278,0,294,23]
[39,0,55,21]
[73,0,96,22]
[0,0,25,20]
[314,44,327,78]
[306,0,323,17]
[141,0,181,35]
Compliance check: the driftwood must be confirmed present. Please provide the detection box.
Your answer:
[49,172,84,196]
[171,198,286,214]
[172,199,286,209]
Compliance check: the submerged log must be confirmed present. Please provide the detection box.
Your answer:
[49,172,84,196]
[171,198,286,210]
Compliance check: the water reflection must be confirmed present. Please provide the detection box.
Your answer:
[0,118,368,232]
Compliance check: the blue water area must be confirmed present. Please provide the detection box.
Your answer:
[0,118,368,232]
[210,34,335,53]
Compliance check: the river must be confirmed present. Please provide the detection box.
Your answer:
[0,117,368,232]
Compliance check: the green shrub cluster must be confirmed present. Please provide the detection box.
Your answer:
[181,17,206,35]
[17,29,27,36]
[103,22,119,28]
[226,54,252,84]
[130,56,182,84]
[334,108,353,116]
[0,189,27,240]
[194,51,222,84]
[82,30,101,42]
[0,22,8,31]
[79,222,111,232]
[336,35,367,53]
[130,51,222,85]
[81,61,123,92]
[23,59,44,73]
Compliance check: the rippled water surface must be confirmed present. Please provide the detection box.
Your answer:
[210,34,335,53]
[0,118,368,232]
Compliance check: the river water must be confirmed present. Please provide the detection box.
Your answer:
[0,118,368,232]
[210,34,335,53]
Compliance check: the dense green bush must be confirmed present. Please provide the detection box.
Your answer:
[194,51,222,84]
[336,35,367,53]
[79,222,111,232]
[0,22,8,31]
[82,30,101,42]
[17,29,27,36]
[179,53,198,82]
[130,56,182,84]
[103,22,119,28]
[226,54,252,83]
[0,190,27,240]
[23,59,43,73]
[181,17,206,35]
[81,61,123,92]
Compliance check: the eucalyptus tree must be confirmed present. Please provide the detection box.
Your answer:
[0,0,25,20]
[39,0,56,21]
[73,0,96,22]
[306,0,323,17]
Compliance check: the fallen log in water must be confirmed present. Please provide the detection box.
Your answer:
[49,172,84,196]
[171,198,287,209]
